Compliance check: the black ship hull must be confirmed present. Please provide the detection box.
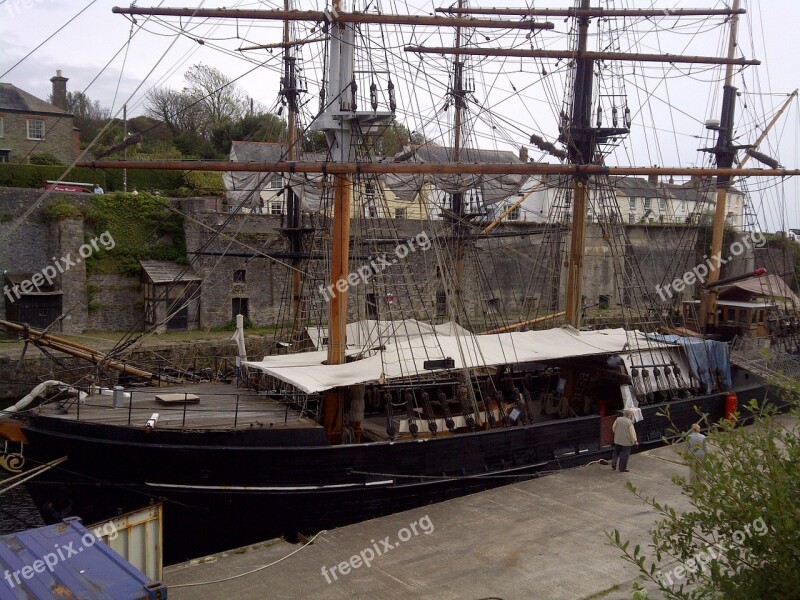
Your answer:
[18,381,771,564]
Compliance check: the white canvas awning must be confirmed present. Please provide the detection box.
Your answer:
[305,318,471,349]
[245,326,677,394]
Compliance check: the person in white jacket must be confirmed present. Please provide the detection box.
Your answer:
[686,423,707,485]
[611,408,638,472]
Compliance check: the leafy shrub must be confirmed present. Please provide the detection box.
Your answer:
[29,153,65,165]
[0,164,104,188]
[42,198,83,221]
[185,170,225,196]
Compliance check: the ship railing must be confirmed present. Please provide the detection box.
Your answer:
[70,390,307,429]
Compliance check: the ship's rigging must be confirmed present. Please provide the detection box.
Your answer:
[2,0,800,565]
[3,1,799,421]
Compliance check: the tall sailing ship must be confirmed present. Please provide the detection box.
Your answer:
[1,0,796,562]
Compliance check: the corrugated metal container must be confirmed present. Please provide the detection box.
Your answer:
[0,517,167,600]
[90,503,163,582]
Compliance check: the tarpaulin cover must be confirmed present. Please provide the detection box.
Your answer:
[646,334,732,393]
[246,326,677,394]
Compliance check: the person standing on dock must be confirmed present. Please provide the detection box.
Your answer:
[686,423,707,485]
[611,408,638,472]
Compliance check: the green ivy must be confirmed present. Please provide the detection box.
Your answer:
[80,192,186,275]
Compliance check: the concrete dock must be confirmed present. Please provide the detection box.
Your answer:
[163,440,710,600]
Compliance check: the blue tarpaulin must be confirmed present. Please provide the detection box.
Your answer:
[647,334,732,394]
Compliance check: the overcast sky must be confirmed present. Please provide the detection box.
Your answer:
[1,0,799,229]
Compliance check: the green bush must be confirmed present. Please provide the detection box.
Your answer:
[29,153,65,165]
[104,169,186,194]
[0,163,104,188]
[42,198,83,221]
[185,170,225,196]
[0,162,189,195]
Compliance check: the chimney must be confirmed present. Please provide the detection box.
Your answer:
[648,166,658,186]
[519,146,529,163]
[50,70,68,111]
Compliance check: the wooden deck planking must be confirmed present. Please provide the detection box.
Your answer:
[36,384,320,430]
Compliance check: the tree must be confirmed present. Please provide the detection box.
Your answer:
[144,64,252,157]
[183,64,247,131]
[145,87,204,138]
[49,91,111,143]
[210,112,286,156]
[607,386,800,599]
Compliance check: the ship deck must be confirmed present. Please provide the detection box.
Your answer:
[33,383,320,431]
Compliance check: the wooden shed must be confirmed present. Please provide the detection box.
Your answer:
[140,261,201,332]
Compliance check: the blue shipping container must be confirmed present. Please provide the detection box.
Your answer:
[0,517,166,599]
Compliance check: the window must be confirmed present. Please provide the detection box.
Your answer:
[366,293,378,319]
[233,269,246,284]
[507,206,521,221]
[628,198,636,210]
[365,202,378,218]
[365,182,376,202]
[435,291,447,317]
[27,119,45,140]
[629,213,636,224]
[0,117,4,138]
[643,198,651,209]
[232,297,249,319]
[269,175,283,189]
[270,200,284,215]
[0,150,9,163]
[659,199,667,210]
[395,208,407,219]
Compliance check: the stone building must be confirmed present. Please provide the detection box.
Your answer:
[0,71,80,164]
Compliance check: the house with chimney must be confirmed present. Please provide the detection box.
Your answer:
[0,70,79,164]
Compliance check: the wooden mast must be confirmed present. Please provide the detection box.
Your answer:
[450,0,466,323]
[319,0,353,443]
[701,0,741,332]
[564,0,594,328]
[282,0,305,342]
